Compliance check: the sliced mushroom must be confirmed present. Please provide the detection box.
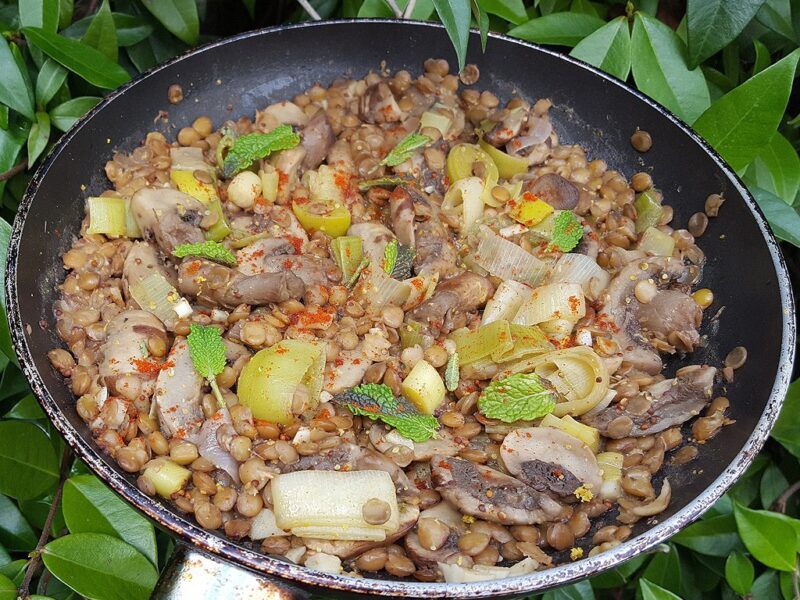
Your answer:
[153,337,204,441]
[430,455,568,525]
[323,344,372,394]
[196,406,240,482]
[130,188,206,255]
[301,111,336,170]
[500,428,602,497]
[356,448,418,499]
[484,105,528,147]
[98,310,168,412]
[405,529,460,566]
[523,173,579,210]
[283,443,362,473]
[410,272,494,334]
[637,289,702,351]
[271,146,307,194]
[368,423,463,462]
[347,222,395,266]
[389,186,416,247]
[360,82,404,124]
[582,365,716,437]
[260,100,309,127]
[177,257,304,308]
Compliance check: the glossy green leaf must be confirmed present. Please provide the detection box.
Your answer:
[756,0,796,40]
[0,546,9,567]
[0,574,15,600]
[639,579,682,600]
[19,0,59,32]
[631,12,710,123]
[42,533,158,600]
[571,0,601,17]
[673,514,744,556]
[570,16,631,80]
[751,570,782,599]
[140,0,199,45]
[509,13,605,46]
[0,37,36,121]
[6,394,45,420]
[725,551,755,594]
[733,502,798,570]
[0,494,37,551]
[63,474,157,566]
[478,0,527,24]
[35,59,68,109]
[686,0,765,68]
[58,0,74,29]
[0,560,27,586]
[752,39,771,74]
[750,186,800,246]
[63,13,153,47]
[22,27,131,89]
[760,463,790,509]
[357,0,435,19]
[49,96,101,132]
[0,421,58,500]
[745,132,800,204]
[0,213,12,312]
[19,495,66,536]
[82,0,118,62]
[27,111,51,165]
[772,378,800,454]
[541,580,595,599]
[431,0,471,70]
[472,0,489,51]
[693,49,799,171]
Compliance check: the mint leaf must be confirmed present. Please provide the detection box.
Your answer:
[445,352,459,392]
[382,413,439,443]
[222,124,300,177]
[187,323,227,406]
[346,256,370,289]
[173,240,237,266]
[549,211,583,252]
[383,239,398,275]
[478,373,556,423]
[358,176,405,191]
[352,383,397,411]
[390,244,415,280]
[380,132,431,167]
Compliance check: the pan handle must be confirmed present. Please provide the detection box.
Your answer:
[151,543,311,599]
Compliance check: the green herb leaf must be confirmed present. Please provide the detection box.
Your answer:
[21,27,131,89]
[358,176,405,191]
[478,373,556,423]
[445,352,459,392]
[222,125,300,177]
[140,0,199,46]
[725,551,755,595]
[49,96,101,132]
[82,0,118,62]
[509,13,605,47]
[27,111,50,166]
[693,49,800,171]
[42,533,158,600]
[0,37,35,121]
[431,0,471,71]
[383,240,398,275]
[549,211,583,252]
[173,240,237,266]
[570,16,632,81]
[639,579,683,600]
[187,323,227,406]
[686,0,765,69]
[336,384,439,442]
[0,421,59,500]
[346,256,370,289]
[62,474,158,566]
[380,132,432,167]
[733,502,798,571]
[0,494,37,551]
[391,244,415,280]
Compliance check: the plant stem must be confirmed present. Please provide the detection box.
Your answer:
[17,447,72,600]
[402,0,417,18]
[209,377,225,408]
[296,0,321,20]
[0,160,27,181]
[384,0,403,17]
[773,480,800,513]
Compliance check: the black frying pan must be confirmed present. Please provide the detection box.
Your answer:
[6,20,796,599]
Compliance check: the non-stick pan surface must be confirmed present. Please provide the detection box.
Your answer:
[6,19,796,598]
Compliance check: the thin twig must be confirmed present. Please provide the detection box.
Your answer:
[772,480,800,513]
[384,0,403,17]
[17,448,72,600]
[0,160,27,182]
[402,0,417,18]
[296,0,322,20]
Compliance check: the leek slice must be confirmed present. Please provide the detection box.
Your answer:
[402,359,446,414]
[474,226,549,286]
[87,197,127,237]
[482,280,533,325]
[450,320,513,366]
[446,143,499,205]
[303,165,346,205]
[442,176,484,233]
[170,169,231,241]
[478,137,529,179]
[634,189,662,233]
[271,470,400,541]
[638,226,675,257]
[237,340,326,424]
[540,413,600,452]
[484,180,523,208]
[525,210,558,244]
[331,236,364,283]
[548,254,611,301]
[493,324,554,363]
[399,320,424,349]
[259,166,279,203]
[170,147,215,175]
[420,109,452,137]
[596,452,623,480]
[129,273,189,326]
[143,458,190,498]
[124,198,142,238]
[513,283,586,325]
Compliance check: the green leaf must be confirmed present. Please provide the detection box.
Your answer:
[686,0,765,68]
[63,474,157,566]
[549,210,583,251]
[445,352,459,392]
[431,0,471,70]
[760,463,789,509]
[752,39,771,75]
[223,125,301,177]
[640,579,682,600]
[509,13,605,47]
[380,132,431,167]
[725,551,754,594]
[631,12,710,123]
[58,0,74,29]
[772,379,800,454]
[571,0,601,17]
[0,574,15,600]
[756,0,796,40]
[35,59,68,109]
[19,0,59,32]
[733,502,797,570]
[19,495,66,536]
[751,570,781,599]
[6,394,45,420]
[0,215,12,312]
[472,0,489,51]
[673,514,744,556]
[49,96,101,132]
[383,239,398,274]
[0,420,58,499]
[187,323,227,392]
[63,13,154,47]
[745,133,800,204]
[692,49,800,171]
[82,0,118,62]
[22,27,131,89]
[0,37,36,121]
[140,0,199,46]
[478,372,556,422]
[570,16,631,80]
[478,0,527,24]
[42,533,158,600]
[0,494,37,551]
[27,111,51,165]
[357,0,435,19]
[541,580,595,600]
[750,186,800,246]
[173,241,237,266]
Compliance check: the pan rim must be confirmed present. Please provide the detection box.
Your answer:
[6,18,796,597]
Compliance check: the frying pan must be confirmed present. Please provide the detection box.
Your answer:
[5,19,796,599]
